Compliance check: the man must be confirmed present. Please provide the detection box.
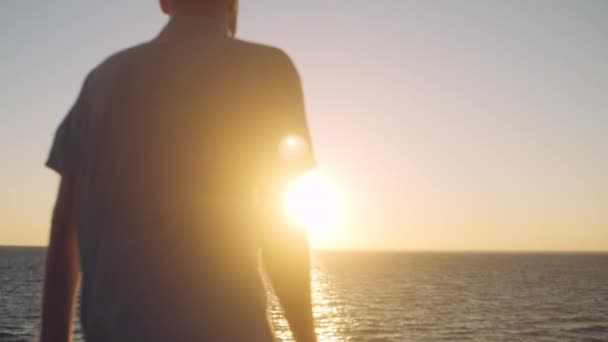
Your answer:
[40,0,318,341]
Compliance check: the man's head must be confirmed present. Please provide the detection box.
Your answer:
[160,0,239,36]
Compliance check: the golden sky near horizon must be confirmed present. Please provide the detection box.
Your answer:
[1,1,607,250]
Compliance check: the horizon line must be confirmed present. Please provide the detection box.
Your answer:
[1,244,607,254]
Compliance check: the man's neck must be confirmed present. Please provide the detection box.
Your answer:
[167,13,229,37]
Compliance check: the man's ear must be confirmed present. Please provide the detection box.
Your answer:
[160,0,170,15]
[227,1,238,37]
[228,13,237,37]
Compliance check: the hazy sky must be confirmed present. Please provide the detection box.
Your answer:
[1,1,607,250]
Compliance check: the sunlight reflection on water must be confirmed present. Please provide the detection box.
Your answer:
[267,265,354,341]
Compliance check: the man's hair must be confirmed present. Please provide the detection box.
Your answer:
[170,0,237,12]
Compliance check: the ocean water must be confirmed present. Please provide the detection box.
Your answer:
[1,247,607,341]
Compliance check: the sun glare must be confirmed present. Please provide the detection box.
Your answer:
[284,170,338,238]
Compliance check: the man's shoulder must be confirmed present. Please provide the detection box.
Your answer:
[230,39,283,58]
[92,42,152,74]
[78,41,162,95]
[230,39,298,75]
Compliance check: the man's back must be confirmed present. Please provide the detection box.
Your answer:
[45,18,315,341]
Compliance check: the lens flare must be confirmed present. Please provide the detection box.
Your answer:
[279,134,308,161]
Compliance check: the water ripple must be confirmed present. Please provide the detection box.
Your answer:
[2,248,608,341]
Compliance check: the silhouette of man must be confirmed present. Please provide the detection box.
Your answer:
[40,1,318,341]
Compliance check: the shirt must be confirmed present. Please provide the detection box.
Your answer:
[46,17,315,342]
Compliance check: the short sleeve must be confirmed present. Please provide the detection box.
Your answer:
[46,79,87,175]
[272,50,317,173]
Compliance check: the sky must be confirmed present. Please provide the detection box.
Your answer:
[1,0,607,250]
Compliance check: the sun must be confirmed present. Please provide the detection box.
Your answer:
[284,170,338,238]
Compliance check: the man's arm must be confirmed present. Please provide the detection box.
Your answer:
[40,175,80,342]
[259,49,317,342]
[261,218,316,342]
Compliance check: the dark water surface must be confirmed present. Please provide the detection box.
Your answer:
[1,247,607,341]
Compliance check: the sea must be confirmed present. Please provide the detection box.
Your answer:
[1,247,607,341]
